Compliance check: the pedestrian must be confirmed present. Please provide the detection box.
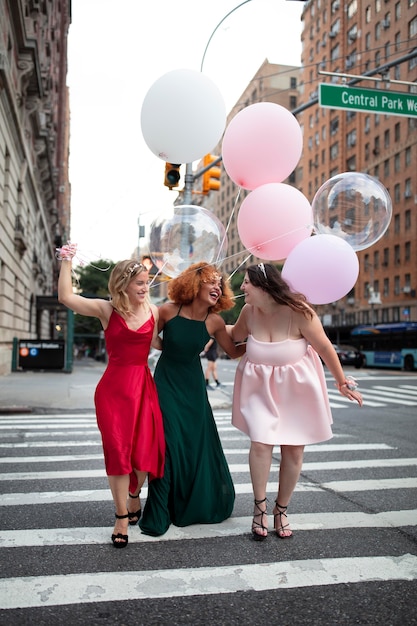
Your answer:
[228,263,363,541]
[57,243,165,548]
[139,262,245,537]
[204,337,221,388]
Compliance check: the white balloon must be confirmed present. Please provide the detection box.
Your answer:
[141,69,227,164]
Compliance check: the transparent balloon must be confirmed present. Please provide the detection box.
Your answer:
[149,205,228,278]
[312,172,392,251]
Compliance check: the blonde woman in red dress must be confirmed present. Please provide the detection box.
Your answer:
[58,244,165,548]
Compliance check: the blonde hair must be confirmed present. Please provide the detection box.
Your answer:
[168,262,234,313]
[108,260,149,315]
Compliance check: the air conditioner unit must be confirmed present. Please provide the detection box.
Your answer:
[329,31,336,38]
[382,19,390,28]
[403,286,411,293]
[349,32,357,41]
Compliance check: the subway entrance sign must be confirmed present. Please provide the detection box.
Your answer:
[319,83,417,117]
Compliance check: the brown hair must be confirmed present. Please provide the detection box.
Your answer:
[246,263,314,320]
[168,262,234,313]
[108,260,149,315]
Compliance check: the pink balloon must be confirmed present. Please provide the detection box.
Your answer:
[222,102,303,190]
[237,183,313,261]
[281,235,359,305]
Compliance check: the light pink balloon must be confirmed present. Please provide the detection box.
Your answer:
[222,102,303,190]
[237,183,313,261]
[281,235,359,305]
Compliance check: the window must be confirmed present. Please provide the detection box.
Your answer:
[330,142,339,160]
[383,248,389,266]
[405,209,411,230]
[384,129,390,148]
[394,245,400,265]
[347,156,356,170]
[405,242,411,262]
[394,122,400,141]
[405,178,412,198]
[394,214,400,234]
[394,183,400,202]
[410,16,417,38]
[330,118,339,135]
[394,153,400,172]
[364,116,371,133]
[347,129,357,147]
[383,277,389,297]
[384,159,390,177]
[290,77,297,89]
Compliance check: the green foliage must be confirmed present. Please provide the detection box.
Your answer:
[73,259,116,338]
[74,259,115,297]
[221,270,245,324]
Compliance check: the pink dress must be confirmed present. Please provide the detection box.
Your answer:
[232,335,333,445]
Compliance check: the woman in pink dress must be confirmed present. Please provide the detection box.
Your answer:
[229,263,363,541]
[58,244,165,548]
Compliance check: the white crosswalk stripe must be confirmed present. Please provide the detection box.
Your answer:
[0,405,416,614]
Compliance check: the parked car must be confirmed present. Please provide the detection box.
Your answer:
[332,344,365,368]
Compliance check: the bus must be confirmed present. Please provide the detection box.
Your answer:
[350,322,417,371]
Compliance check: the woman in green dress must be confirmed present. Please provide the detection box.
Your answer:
[139,262,245,536]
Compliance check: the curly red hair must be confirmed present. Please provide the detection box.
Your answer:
[168,262,234,313]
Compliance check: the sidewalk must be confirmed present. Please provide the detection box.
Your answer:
[0,358,232,414]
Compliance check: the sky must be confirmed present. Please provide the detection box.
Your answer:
[67,0,304,264]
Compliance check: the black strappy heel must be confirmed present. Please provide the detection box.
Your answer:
[273,501,293,539]
[252,497,268,541]
[111,513,129,548]
[128,491,141,525]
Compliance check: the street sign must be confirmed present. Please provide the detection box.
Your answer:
[319,83,417,117]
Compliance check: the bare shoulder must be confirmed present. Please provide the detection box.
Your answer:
[159,301,177,322]
[206,312,225,334]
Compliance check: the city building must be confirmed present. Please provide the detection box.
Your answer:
[0,0,71,374]
[198,60,302,279]
[201,2,416,341]
[298,0,417,338]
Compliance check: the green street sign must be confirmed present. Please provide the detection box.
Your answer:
[319,83,417,118]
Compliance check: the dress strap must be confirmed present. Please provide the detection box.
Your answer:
[287,310,292,339]
[177,305,183,316]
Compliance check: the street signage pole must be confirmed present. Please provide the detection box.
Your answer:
[319,83,417,117]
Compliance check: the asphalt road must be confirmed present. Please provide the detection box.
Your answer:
[0,360,416,624]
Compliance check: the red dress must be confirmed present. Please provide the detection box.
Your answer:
[94,310,165,491]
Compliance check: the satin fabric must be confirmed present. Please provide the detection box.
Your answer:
[139,314,235,536]
[232,335,333,445]
[94,310,165,491]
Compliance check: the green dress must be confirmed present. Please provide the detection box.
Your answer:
[139,312,235,536]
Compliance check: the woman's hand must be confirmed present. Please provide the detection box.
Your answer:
[336,378,363,407]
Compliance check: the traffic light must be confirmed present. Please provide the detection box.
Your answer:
[202,154,221,194]
[164,163,181,189]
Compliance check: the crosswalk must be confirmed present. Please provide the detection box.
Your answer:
[216,381,417,408]
[0,409,416,619]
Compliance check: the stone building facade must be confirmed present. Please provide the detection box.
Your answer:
[0,0,71,374]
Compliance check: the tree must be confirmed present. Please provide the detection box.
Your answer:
[72,259,115,354]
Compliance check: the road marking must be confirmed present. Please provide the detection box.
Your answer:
[0,510,415,548]
[2,476,416,507]
[0,443,395,462]
[0,555,416,609]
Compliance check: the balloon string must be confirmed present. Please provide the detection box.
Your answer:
[149,261,169,288]
[215,188,241,264]
[228,253,252,281]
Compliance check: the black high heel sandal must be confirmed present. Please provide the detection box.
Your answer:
[273,501,293,539]
[252,497,268,541]
[111,513,129,548]
[128,491,141,525]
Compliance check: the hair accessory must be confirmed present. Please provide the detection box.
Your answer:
[258,262,267,280]
[123,263,145,279]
